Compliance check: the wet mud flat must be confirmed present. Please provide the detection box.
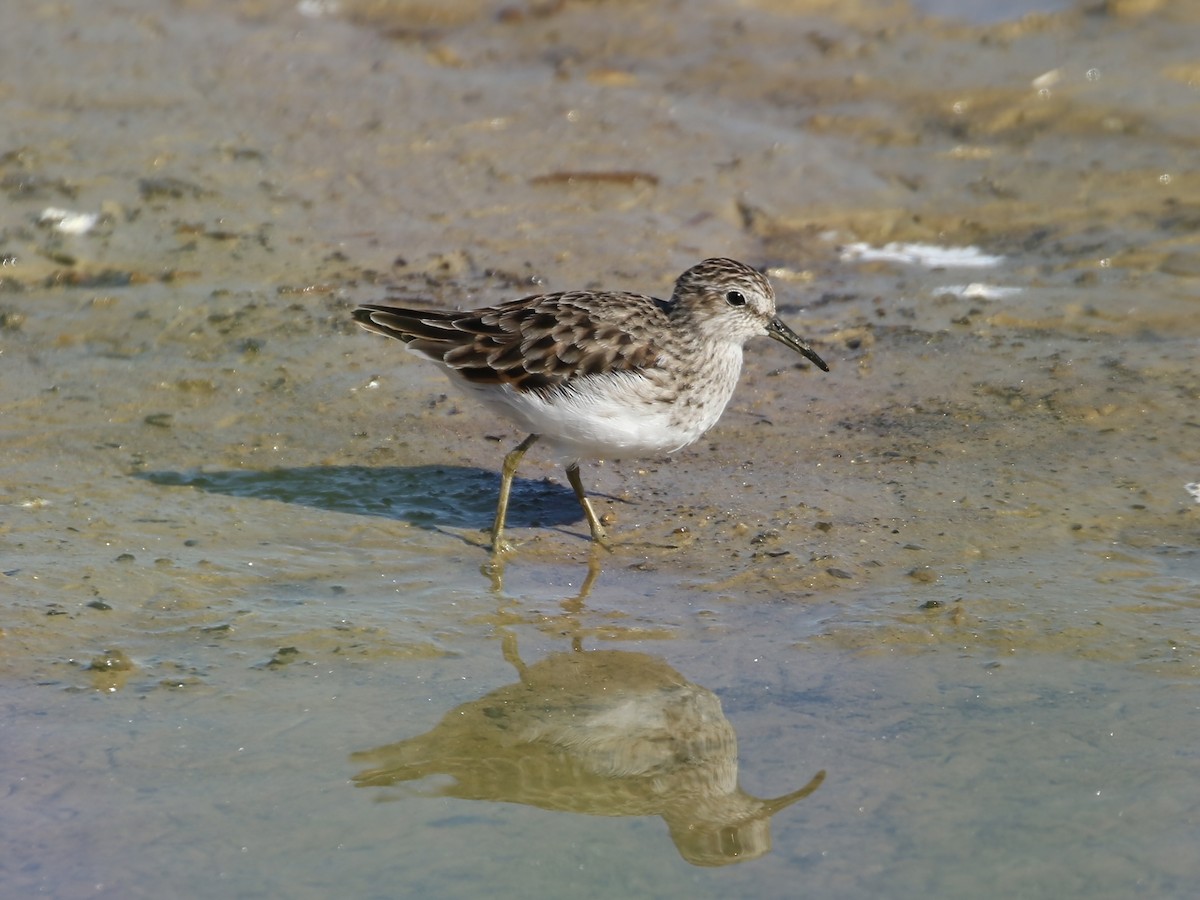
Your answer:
[2,1,1198,897]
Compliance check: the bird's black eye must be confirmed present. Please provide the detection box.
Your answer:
[726,290,746,307]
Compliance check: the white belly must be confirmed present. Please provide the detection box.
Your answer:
[453,361,738,460]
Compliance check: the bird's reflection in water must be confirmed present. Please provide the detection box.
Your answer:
[482,547,604,613]
[351,630,825,867]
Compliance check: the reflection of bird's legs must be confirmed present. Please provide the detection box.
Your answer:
[483,519,604,621]
[500,629,527,679]
[561,547,605,614]
[491,433,539,554]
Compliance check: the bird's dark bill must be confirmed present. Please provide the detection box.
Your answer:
[768,317,829,372]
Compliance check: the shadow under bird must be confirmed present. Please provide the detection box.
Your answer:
[352,257,828,553]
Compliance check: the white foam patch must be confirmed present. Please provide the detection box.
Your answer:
[840,242,1005,268]
[936,283,1023,299]
[297,0,339,16]
[39,207,100,235]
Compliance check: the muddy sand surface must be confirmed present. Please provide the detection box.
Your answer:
[2,1,1198,897]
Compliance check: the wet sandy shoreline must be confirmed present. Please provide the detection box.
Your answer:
[2,1,1198,896]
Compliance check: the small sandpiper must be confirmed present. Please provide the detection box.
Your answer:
[353,257,828,553]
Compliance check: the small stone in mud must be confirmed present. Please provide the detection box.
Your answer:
[138,176,208,200]
[89,649,134,672]
[266,647,300,668]
[1160,251,1200,278]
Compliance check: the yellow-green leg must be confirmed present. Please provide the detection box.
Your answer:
[566,462,608,544]
[491,433,539,554]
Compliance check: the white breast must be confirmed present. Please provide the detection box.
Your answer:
[448,343,745,461]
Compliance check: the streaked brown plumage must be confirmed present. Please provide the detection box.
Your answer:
[353,290,663,393]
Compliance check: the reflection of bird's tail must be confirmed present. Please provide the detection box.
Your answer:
[349,738,439,788]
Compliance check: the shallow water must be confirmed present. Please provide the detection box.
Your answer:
[2,0,1199,897]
